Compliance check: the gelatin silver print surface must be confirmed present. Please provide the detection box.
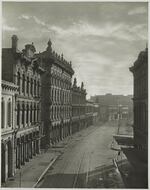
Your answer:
[1,1,148,188]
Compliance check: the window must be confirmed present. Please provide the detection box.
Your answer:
[34,104,36,123]
[7,100,11,127]
[1,99,5,128]
[37,105,39,122]
[22,104,25,125]
[31,79,33,95]
[30,105,32,123]
[17,72,20,86]
[27,77,29,94]
[37,81,40,97]
[26,105,29,123]
[34,80,36,96]
[22,74,25,93]
[17,103,20,126]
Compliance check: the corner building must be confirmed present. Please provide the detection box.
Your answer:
[39,40,74,147]
[1,80,18,183]
[2,35,45,173]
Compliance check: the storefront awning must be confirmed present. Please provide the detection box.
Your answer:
[113,134,134,146]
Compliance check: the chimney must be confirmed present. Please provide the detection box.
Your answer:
[11,35,18,51]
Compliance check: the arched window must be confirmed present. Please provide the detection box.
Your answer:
[22,74,25,94]
[34,104,36,123]
[34,79,36,96]
[37,81,40,97]
[22,104,25,125]
[26,77,29,95]
[51,106,53,120]
[7,99,11,127]
[30,78,33,95]
[30,105,32,123]
[37,105,39,122]
[17,103,20,126]
[1,98,5,128]
[26,104,29,123]
[17,72,20,86]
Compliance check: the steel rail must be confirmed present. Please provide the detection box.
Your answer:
[72,152,85,188]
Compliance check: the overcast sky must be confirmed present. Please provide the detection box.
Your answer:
[2,2,148,98]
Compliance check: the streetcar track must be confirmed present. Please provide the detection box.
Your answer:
[72,152,85,188]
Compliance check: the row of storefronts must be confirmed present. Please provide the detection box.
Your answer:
[1,35,98,183]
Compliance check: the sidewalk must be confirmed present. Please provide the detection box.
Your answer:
[2,124,101,188]
[2,147,61,188]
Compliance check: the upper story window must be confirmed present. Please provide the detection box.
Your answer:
[1,98,5,128]
[31,78,33,95]
[17,103,20,126]
[34,79,36,96]
[26,104,29,123]
[37,81,40,97]
[17,72,20,88]
[22,74,25,94]
[22,104,25,125]
[30,105,32,123]
[26,76,29,95]
[7,99,11,127]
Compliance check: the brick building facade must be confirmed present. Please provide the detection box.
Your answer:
[1,35,98,184]
[39,39,74,147]
[71,78,87,133]
[2,35,45,182]
[114,47,148,188]
[129,47,148,150]
[1,80,18,183]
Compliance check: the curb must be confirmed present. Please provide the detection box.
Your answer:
[33,155,59,188]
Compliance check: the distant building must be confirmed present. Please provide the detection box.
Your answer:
[90,94,133,122]
[86,101,99,125]
[108,105,129,121]
[71,78,87,133]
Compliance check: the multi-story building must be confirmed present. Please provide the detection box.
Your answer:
[114,47,148,188]
[129,47,148,151]
[71,78,87,133]
[1,35,97,184]
[1,80,18,183]
[39,39,74,147]
[108,105,129,121]
[91,94,133,122]
[2,35,45,174]
[85,101,98,126]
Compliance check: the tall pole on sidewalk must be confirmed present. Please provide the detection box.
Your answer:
[19,169,21,187]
